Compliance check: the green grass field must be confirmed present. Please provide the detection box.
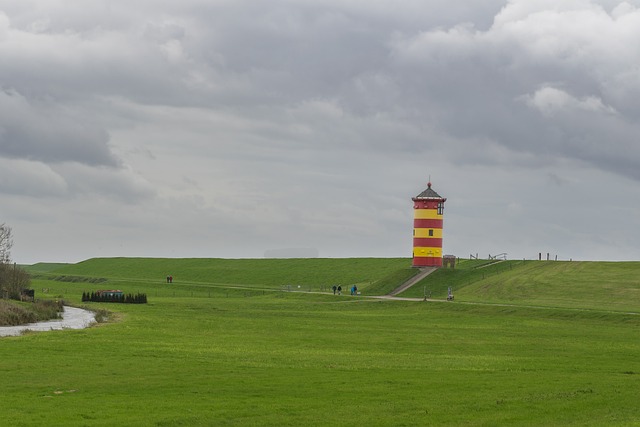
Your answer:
[2,258,639,426]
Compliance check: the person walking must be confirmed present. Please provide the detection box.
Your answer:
[332,285,337,295]
[337,285,342,295]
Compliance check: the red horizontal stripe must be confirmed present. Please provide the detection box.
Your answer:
[413,201,441,209]
[412,257,443,267]
[413,219,443,228]
[413,238,443,247]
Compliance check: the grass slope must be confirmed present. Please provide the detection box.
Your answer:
[21,262,70,273]
[399,260,640,312]
[0,257,638,426]
[47,257,413,294]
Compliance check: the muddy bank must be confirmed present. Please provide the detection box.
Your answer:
[0,306,96,337]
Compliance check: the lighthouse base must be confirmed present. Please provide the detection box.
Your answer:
[412,257,442,268]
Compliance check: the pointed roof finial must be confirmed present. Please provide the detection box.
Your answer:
[428,175,432,188]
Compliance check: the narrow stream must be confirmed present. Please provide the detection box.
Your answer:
[0,306,96,337]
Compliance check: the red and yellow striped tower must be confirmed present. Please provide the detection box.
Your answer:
[412,181,446,267]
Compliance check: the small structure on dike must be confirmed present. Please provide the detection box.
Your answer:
[96,290,124,300]
[442,255,456,268]
[412,181,447,268]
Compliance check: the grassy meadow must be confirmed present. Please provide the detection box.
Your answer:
[1,258,639,426]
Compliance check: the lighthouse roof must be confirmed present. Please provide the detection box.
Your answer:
[414,183,444,199]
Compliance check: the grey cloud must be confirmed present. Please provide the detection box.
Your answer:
[0,155,155,203]
[3,0,640,263]
[384,1,640,179]
[1,1,505,109]
[0,158,67,197]
[50,163,156,204]
[7,0,638,175]
[0,10,191,107]
[0,89,117,166]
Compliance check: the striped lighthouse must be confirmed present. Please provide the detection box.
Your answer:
[412,181,446,267]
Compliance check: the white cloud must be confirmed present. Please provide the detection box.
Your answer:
[524,86,617,115]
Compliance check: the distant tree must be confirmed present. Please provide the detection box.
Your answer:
[0,224,31,300]
[0,262,31,300]
[0,223,12,264]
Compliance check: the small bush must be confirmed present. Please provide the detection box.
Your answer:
[0,299,63,326]
[92,308,110,323]
[31,299,64,320]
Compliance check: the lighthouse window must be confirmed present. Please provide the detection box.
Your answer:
[429,229,434,237]
[437,202,444,215]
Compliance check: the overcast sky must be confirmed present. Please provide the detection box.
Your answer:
[2,0,640,264]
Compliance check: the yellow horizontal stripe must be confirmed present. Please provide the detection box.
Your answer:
[413,247,442,257]
[414,228,443,238]
[413,209,443,219]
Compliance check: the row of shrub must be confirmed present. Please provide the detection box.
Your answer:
[0,299,64,326]
[81,292,148,304]
[34,275,107,283]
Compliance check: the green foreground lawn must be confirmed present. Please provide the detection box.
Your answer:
[1,258,639,426]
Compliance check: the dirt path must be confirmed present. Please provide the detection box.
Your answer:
[0,306,96,337]
[387,267,437,296]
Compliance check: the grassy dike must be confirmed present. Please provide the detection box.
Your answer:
[401,259,640,312]
[1,258,639,426]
